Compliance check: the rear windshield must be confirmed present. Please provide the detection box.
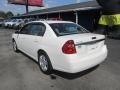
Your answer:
[49,23,89,36]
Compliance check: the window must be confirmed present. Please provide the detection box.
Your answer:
[49,23,89,36]
[28,23,46,36]
[20,23,46,36]
[20,24,31,34]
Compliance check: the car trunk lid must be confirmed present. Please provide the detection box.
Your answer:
[60,33,105,56]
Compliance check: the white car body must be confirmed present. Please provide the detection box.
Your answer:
[12,21,108,73]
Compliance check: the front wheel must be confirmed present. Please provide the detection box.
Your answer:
[38,53,53,74]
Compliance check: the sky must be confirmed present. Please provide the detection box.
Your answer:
[0,0,90,15]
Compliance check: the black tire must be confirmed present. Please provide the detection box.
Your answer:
[12,40,19,52]
[38,52,53,75]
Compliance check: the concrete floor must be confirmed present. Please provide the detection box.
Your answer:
[0,28,120,90]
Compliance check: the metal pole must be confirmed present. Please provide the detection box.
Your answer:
[46,14,48,20]
[26,0,29,13]
[75,11,78,24]
[58,12,61,19]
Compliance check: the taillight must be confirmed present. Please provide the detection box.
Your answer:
[62,40,76,54]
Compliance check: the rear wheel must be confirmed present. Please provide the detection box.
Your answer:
[38,52,53,74]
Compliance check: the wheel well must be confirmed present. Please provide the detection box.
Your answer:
[38,49,47,55]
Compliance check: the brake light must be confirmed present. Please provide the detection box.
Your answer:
[62,40,76,54]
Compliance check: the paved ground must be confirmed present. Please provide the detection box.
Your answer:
[0,28,120,90]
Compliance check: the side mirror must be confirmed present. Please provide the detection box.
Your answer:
[15,31,20,34]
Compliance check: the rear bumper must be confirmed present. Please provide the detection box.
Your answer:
[58,45,108,73]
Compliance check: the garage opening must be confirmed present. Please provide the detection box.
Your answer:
[78,9,101,32]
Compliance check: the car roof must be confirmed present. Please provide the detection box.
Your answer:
[31,20,73,24]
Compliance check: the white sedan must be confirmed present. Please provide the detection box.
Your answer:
[12,20,108,74]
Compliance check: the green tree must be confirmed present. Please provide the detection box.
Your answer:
[0,11,14,19]
[6,11,14,18]
[0,11,6,18]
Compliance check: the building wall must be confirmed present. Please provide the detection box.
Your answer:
[16,9,101,32]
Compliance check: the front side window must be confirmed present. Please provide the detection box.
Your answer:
[49,23,89,36]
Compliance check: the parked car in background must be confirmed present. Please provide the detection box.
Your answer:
[7,19,17,28]
[2,18,37,29]
[13,19,23,29]
[0,19,4,27]
[0,18,4,27]
[4,19,11,28]
[12,20,108,74]
[0,21,3,27]
[18,18,36,29]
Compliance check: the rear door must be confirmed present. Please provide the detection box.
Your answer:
[23,23,46,59]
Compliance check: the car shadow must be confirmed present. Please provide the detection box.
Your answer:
[50,65,99,80]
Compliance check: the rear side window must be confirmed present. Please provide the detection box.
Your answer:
[20,23,46,36]
[49,23,89,36]
[28,24,46,36]
[20,24,31,34]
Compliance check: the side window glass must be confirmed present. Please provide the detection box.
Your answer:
[38,24,46,36]
[28,24,46,36]
[20,25,30,34]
